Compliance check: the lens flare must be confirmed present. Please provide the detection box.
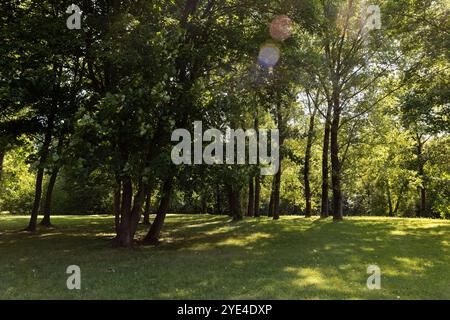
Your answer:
[270,15,293,41]
[258,43,280,68]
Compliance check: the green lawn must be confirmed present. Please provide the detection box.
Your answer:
[0,215,449,300]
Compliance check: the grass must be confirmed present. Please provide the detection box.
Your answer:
[0,214,449,300]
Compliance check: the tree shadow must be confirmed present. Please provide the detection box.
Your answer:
[0,215,449,299]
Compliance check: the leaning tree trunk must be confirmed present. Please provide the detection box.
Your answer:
[26,168,46,232]
[247,177,254,217]
[143,178,174,245]
[40,137,64,227]
[143,191,152,225]
[321,101,332,218]
[129,181,148,241]
[330,106,343,221]
[25,119,53,232]
[304,108,317,218]
[40,168,59,227]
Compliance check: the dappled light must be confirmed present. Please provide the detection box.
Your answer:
[1,215,449,299]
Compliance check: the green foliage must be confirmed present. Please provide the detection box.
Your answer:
[0,143,35,213]
[0,0,449,222]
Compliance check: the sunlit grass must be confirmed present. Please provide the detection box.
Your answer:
[0,215,449,300]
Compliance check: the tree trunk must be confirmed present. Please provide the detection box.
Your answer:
[25,119,53,232]
[115,177,133,247]
[247,177,254,217]
[0,150,4,187]
[215,185,222,215]
[268,178,275,217]
[201,195,207,214]
[143,191,152,225]
[387,182,393,217]
[40,136,64,227]
[387,190,394,217]
[253,116,261,218]
[40,168,59,227]
[330,107,343,221]
[273,101,284,221]
[143,178,174,245]
[227,184,242,222]
[393,199,400,216]
[113,179,122,234]
[420,187,426,217]
[393,184,406,216]
[129,181,148,241]
[232,187,243,222]
[304,108,317,218]
[273,164,282,220]
[417,139,427,217]
[26,169,46,232]
[114,177,149,247]
[254,174,261,218]
[321,101,332,218]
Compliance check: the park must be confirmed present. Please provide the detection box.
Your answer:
[0,0,449,301]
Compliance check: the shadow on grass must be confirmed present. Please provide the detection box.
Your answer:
[148,216,450,299]
[0,215,449,299]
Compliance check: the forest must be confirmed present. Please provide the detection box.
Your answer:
[0,0,449,251]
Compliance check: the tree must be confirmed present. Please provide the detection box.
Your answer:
[303,91,319,217]
[0,0,86,231]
